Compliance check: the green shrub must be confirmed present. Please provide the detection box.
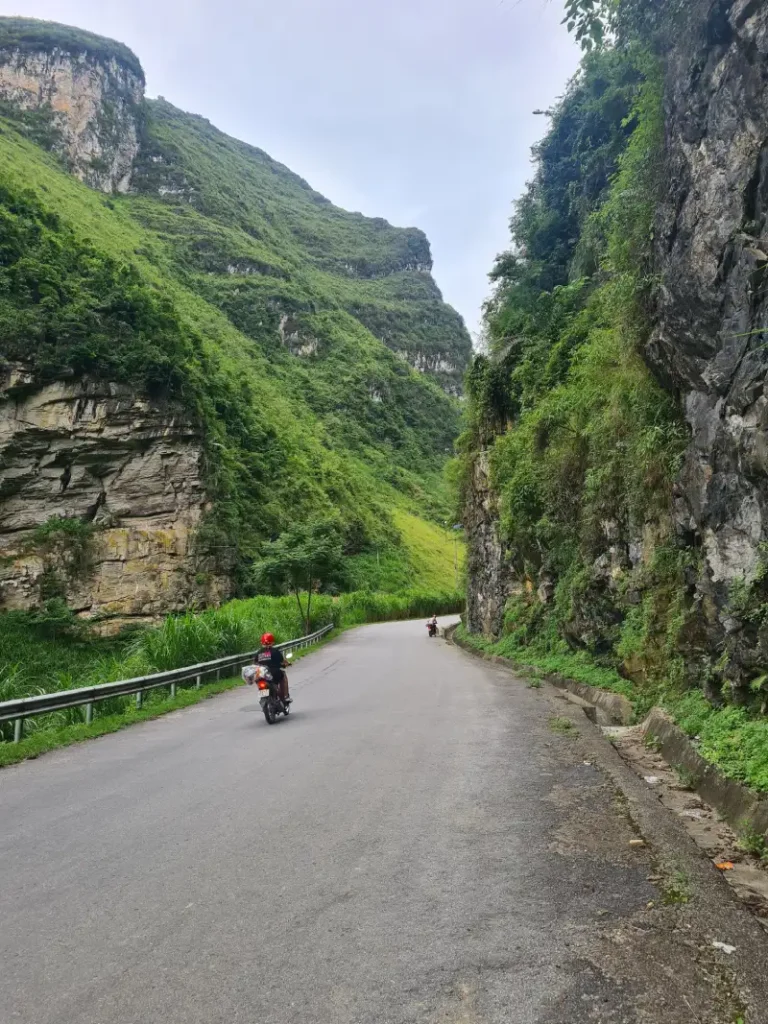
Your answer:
[0,183,193,392]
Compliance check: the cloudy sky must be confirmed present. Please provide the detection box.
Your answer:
[1,0,580,335]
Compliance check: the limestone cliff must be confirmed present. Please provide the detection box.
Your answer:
[131,98,472,396]
[0,19,143,192]
[463,0,768,697]
[464,450,511,638]
[0,367,228,628]
[647,0,768,687]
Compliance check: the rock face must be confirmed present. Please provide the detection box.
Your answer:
[647,0,768,683]
[407,352,465,397]
[0,368,229,628]
[463,0,768,686]
[0,43,143,192]
[464,451,511,638]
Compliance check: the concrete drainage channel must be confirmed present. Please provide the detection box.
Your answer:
[607,720,768,928]
[447,624,768,931]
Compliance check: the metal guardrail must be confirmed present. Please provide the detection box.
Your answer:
[0,623,334,743]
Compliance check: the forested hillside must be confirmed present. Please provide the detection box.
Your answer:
[0,17,470,624]
[461,0,768,786]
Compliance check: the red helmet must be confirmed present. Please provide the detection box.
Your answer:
[261,632,275,647]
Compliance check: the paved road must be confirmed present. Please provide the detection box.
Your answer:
[0,620,760,1023]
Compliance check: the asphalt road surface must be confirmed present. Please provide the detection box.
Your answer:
[1,620,763,1023]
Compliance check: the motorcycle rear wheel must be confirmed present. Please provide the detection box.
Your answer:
[263,701,277,725]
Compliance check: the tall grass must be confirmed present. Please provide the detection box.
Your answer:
[335,589,461,626]
[0,589,463,741]
[131,596,307,673]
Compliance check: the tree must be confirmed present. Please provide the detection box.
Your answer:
[252,518,347,632]
[559,0,683,53]
[561,0,613,51]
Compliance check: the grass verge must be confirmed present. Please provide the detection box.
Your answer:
[0,676,242,768]
[455,625,635,702]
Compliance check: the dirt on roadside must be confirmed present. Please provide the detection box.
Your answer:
[607,724,768,929]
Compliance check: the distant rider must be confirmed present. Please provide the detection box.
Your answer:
[255,633,291,704]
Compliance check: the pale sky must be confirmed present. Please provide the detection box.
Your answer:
[0,0,580,336]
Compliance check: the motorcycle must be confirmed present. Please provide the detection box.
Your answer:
[426,621,438,638]
[243,652,293,725]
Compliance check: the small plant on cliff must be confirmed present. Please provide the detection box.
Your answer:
[26,516,100,602]
[30,516,98,560]
[736,826,768,862]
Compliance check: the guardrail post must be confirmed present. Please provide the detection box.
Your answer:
[195,674,201,690]
[13,717,23,743]
[170,683,176,699]
[85,702,94,725]
[216,668,220,682]
[136,691,143,709]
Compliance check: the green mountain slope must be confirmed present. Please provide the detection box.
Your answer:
[131,98,470,393]
[0,19,470,603]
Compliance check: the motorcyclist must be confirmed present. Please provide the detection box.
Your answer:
[254,633,291,704]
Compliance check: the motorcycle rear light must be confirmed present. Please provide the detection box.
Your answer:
[257,681,268,691]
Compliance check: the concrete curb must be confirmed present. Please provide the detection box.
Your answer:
[567,704,768,1016]
[546,672,633,726]
[643,707,768,839]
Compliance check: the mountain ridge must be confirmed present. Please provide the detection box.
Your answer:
[0,15,469,625]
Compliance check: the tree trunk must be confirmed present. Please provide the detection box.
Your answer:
[306,571,313,632]
[293,588,306,633]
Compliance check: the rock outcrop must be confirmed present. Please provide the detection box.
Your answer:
[0,367,228,628]
[464,450,511,638]
[647,0,768,684]
[0,24,144,192]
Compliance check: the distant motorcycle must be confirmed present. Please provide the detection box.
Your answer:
[243,652,293,724]
[426,621,438,638]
